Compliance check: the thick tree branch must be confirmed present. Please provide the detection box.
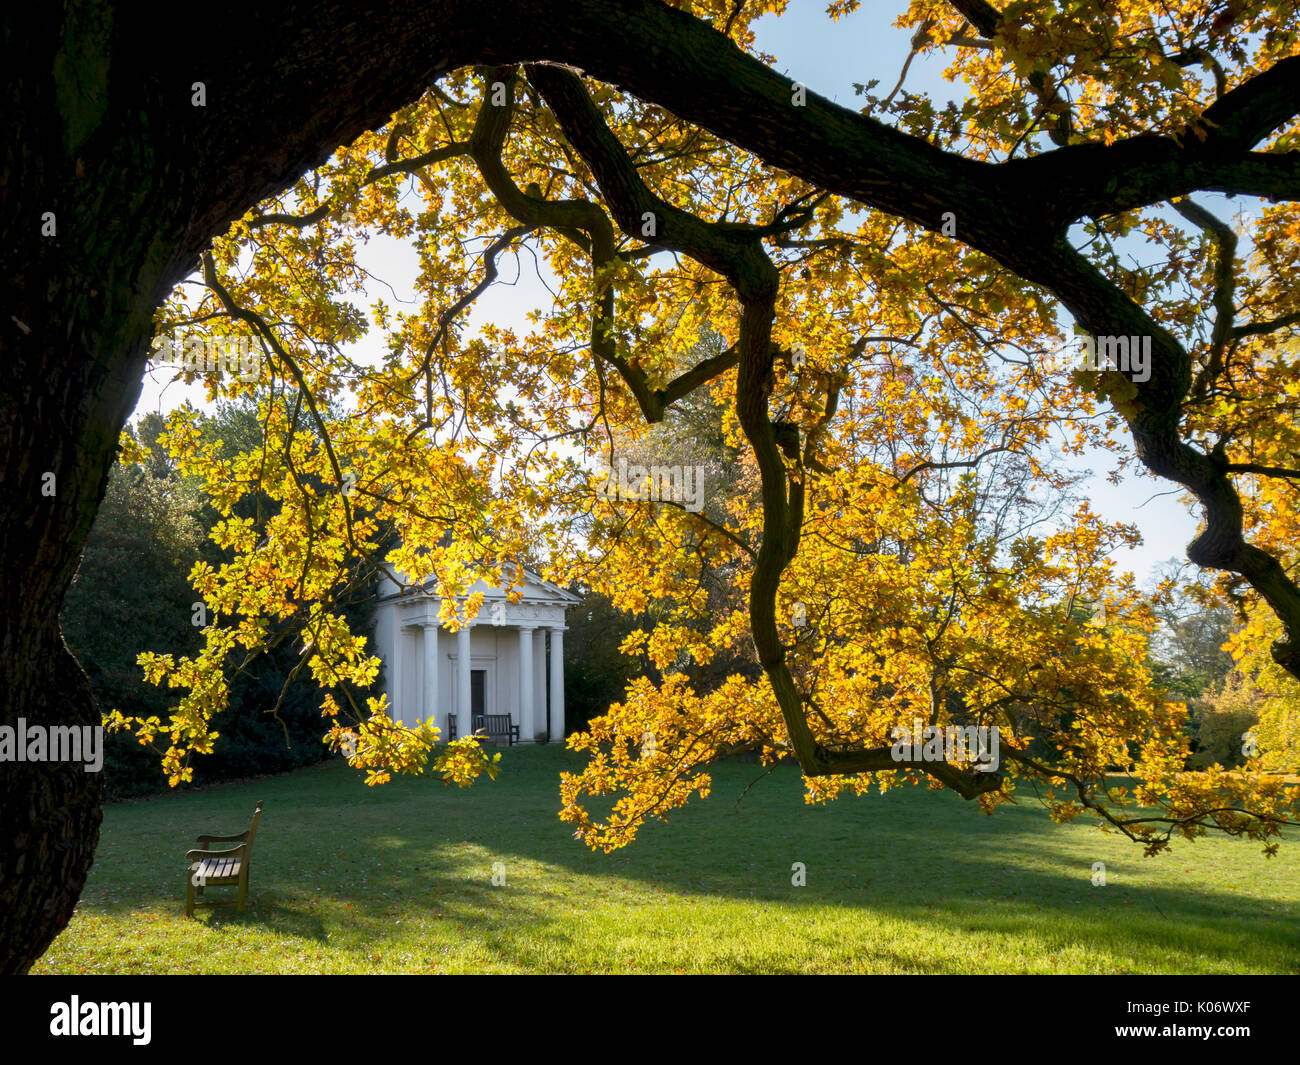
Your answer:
[1232,310,1300,340]
[947,0,1001,38]
[1226,463,1300,480]
[1172,196,1237,400]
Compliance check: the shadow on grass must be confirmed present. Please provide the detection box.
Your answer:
[78,747,1300,972]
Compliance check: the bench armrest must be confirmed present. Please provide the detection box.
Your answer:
[186,844,245,860]
[196,831,248,844]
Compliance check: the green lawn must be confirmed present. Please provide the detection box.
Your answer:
[32,747,1300,974]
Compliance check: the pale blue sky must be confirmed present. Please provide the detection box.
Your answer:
[134,0,1202,584]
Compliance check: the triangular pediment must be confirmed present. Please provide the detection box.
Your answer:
[443,566,580,606]
[378,559,579,607]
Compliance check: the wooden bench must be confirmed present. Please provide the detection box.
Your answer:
[185,800,263,917]
[446,713,519,746]
[481,714,520,747]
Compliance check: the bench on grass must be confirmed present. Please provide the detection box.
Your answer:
[185,800,263,917]
[446,713,520,746]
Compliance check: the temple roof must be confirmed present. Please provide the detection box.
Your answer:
[377,561,580,607]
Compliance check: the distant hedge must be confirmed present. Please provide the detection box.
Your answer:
[63,410,376,800]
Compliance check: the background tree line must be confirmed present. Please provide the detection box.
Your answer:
[61,403,376,798]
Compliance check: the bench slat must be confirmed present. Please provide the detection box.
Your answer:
[199,857,241,881]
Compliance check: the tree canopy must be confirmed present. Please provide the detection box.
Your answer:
[113,1,1300,857]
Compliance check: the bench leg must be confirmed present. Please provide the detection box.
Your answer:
[186,876,195,918]
[237,876,246,913]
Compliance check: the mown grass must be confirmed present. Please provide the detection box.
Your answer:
[32,746,1300,973]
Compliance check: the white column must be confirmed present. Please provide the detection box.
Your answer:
[390,615,404,722]
[518,625,535,741]
[457,622,472,739]
[533,628,546,742]
[421,622,439,727]
[549,627,565,742]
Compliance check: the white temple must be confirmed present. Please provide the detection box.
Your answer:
[372,564,579,743]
